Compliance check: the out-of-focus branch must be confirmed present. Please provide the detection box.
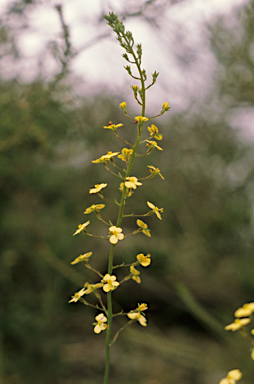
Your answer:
[48,4,74,90]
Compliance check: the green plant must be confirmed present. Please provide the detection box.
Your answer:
[68,12,169,384]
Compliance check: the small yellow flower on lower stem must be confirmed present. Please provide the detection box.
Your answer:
[136,219,151,237]
[137,253,151,267]
[125,177,142,189]
[84,204,105,214]
[89,183,107,194]
[130,265,141,284]
[73,221,90,236]
[101,274,120,292]
[69,288,86,303]
[71,252,92,265]
[219,369,242,384]
[147,201,163,220]
[225,318,251,331]
[127,312,147,327]
[109,226,124,244]
[94,313,107,334]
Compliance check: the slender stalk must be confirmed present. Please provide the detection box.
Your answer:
[103,18,146,384]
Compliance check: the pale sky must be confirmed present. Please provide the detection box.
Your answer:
[0,0,252,123]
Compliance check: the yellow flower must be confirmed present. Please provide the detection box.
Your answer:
[83,282,103,295]
[71,252,92,265]
[132,85,139,91]
[118,148,133,162]
[119,182,132,197]
[127,312,147,326]
[94,313,107,334]
[234,302,254,318]
[104,123,123,130]
[109,226,124,244]
[147,165,164,180]
[68,288,86,303]
[147,201,163,220]
[119,102,126,109]
[135,116,149,122]
[101,274,119,292]
[148,124,162,140]
[136,219,151,237]
[130,265,141,284]
[84,204,105,214]
[225,318,251,331]
[138,303,148,312]
[89,183,107,194]
[73,221,90,236]
[251,349,254,361]
[145,139,163,151]
[137,253,151,267]
[92,151,119,163]
[125,176,142,189]
[219,369,242,384]
[162,102,170,111]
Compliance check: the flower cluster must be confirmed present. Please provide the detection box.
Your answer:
[68,12,169,383]
[224,302,254,365]
[219,369,242,384]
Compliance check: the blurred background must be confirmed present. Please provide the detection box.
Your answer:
[1,0,254,383]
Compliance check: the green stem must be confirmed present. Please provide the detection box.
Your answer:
[103,289,112,384]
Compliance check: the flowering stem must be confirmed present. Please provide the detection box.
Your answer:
[103,15,146,384]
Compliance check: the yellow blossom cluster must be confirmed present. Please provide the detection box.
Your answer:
[70,77,168,346]
[225,301,254,363]
[219,369,242,384]
[225,302,254,332]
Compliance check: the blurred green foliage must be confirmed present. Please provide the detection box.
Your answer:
[1,1,254,383]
